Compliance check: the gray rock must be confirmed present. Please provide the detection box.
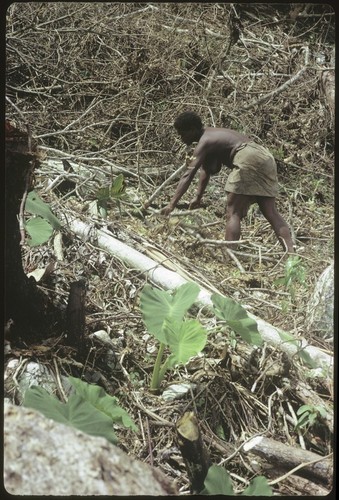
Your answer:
[4,403,176,496]
[306,261,334,339]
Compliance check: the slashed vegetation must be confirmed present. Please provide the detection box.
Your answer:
[5,3,334,496]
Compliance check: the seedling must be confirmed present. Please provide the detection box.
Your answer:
[140,282,207,391]
[275,255,306,303]
[96,173,126,218]
[296,404,327,431]
[211,293,263,346]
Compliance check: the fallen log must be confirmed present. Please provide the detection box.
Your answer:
[65,218,333,375]
[243,435,333,486]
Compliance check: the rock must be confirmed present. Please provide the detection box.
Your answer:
[306,262,334,340]
[4,403,176,496]
[4,359,60,404]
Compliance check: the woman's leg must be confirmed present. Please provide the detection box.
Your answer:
[257,196,294,252]
[225,192,253,247]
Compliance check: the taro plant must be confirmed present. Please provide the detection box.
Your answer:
[296,404,327,432]
[275,255,306,303]
[24,190,62,246]
[23,376,137,444]
[276,329,318,368]
[210,292,318,368]
[95,173,126,218]
[140,284,265,391]
[140,282,207,392]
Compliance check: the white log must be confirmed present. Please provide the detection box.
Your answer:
[67,218,333,374]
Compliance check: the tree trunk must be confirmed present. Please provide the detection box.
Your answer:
[5,120,61,343]
[65,279,87,356]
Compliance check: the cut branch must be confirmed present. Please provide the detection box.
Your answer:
[143,161,187,209]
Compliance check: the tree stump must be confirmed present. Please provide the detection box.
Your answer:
[176,411,211,493]
[5,119,61,343]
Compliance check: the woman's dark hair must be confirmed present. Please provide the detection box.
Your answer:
[174,111,203,132]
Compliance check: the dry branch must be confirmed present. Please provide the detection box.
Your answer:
[65,279,86,354]
[242,46,310,110]
[143,161,187,209]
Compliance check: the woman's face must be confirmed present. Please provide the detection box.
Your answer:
[176,127,199,145]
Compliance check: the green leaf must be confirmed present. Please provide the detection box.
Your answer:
[23,386,118,443]
[211,293,262,346]
[68,377,137,431]
[110,173,125,197]
[96,175,126,205]
[140,282,200,343]
[164,319,207,367]
[242,476,272,496]
[296,405,311,416]
[25,217,54,246]
[96,186,111,203]
[278,331,318,369]
[297,349,318,368]
[296,414,309,428]
[200,465,235,495]
[308,414,317,425]
[25,190,62,229]
[201,466,272,496]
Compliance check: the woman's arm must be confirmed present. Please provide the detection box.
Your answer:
[189,168,210,209]
[161,157,202,215]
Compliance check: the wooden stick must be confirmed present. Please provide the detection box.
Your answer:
[143,162,187,209]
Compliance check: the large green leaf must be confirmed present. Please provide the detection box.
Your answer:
[200,465,272,496]
[242,476,272,496]
[211,293,262,346]
[25,190,62,229]
[68,376,137,431]
[200,465,234,495]
[164,319,207,367]
[23,385,118,443]
[140,282,200,342]
[25,217,54,246]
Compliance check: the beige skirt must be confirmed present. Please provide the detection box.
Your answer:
[225,142,279,197]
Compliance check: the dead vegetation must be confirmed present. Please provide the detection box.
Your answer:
[5,3,334,496]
